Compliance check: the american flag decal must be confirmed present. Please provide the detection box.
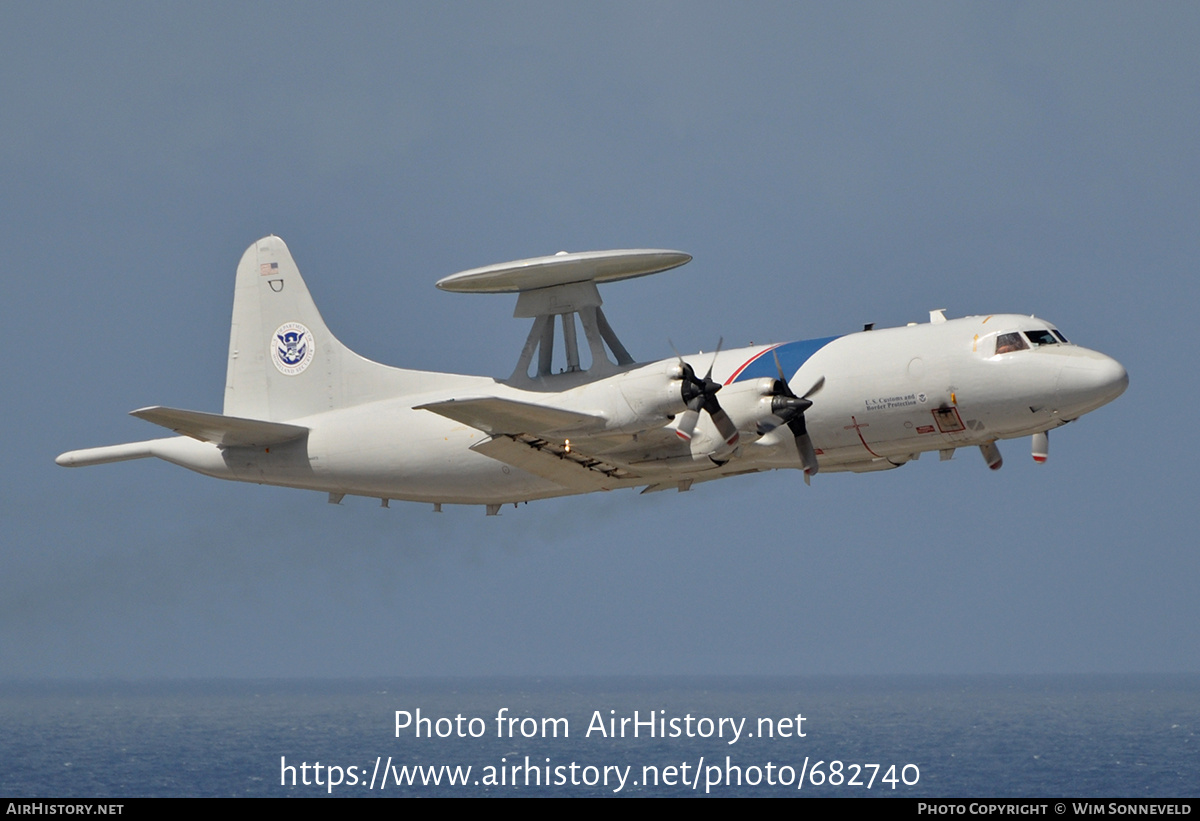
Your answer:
[260,262,279,276]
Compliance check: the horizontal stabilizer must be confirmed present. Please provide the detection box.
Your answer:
[130,406,308,447]
[415,396,604,436]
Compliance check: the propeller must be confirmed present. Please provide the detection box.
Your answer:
[672,339,740,448]
[765,350,823,483]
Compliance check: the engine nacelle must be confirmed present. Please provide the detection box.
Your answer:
[550,360,688,434]
[710,377,789,436]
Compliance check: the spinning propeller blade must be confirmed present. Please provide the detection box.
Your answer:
[769,350,822,480]
[672,338,739,446]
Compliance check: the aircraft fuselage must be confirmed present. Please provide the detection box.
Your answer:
[124,313,1125,505]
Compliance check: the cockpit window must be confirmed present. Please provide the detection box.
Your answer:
[1052,330,1069,343]
[995,332,1029,354]
[1025,329,1060,346]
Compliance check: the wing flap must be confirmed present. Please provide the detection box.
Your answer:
[471,434,639,491]
[415,396,604,436]
[130,406,308,447]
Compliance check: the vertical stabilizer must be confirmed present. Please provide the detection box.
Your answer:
[223,236,415,421]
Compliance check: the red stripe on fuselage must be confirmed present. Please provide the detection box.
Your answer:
[724,344,781,385]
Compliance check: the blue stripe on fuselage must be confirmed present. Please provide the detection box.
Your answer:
[728,335,841,383]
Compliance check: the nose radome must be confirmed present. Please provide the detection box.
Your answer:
[1056,350,1128,414]
[1096,354,1129,400]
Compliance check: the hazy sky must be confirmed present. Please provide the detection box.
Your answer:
[3,2,1197,678]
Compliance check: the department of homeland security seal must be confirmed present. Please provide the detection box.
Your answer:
[271,322,315,376]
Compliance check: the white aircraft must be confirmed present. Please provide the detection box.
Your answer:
[57,236,1128,514]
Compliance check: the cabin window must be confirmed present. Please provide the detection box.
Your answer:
[994,332,1028,354]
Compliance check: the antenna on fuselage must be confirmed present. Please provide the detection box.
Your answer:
[435,248,692,384]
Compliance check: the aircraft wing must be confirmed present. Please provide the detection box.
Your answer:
[130,406,309,447]
[414,396,605,437]
[471,434,638,491]
[417,396,645,489]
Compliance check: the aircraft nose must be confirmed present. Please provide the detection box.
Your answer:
[1056,350,1128,416]
[1099,355,1128,399]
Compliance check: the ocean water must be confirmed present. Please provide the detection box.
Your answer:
[1,676,1195,797]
